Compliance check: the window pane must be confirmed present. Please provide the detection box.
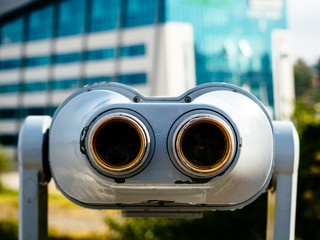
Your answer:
[22,82,47,92]
[54,53,81,64]
[50,79,78,90]
[27,5,53,41]
[0,134,18,146]
[0,59,21,70]
[124,0,157,28]
[0,108,17,119]
[86,48,114,60]
[0,84,19,93]
[118,73,146,84]
[120,44,145,57]
[57,0,85,37]
[25,56,50,67]
[47,106,58,116]
[27,107,46,115]
[85,76,111,85]
[0,18,24,45]
[89,0,120,32]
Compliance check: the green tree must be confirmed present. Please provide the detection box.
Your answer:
[316,58,320,80]
[292,57,320,239]
[295,122,320,240]
[311,58,320,102]
[293,99,318,134]
[294,59,314,98]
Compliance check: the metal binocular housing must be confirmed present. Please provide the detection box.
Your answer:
[19,82,299,218]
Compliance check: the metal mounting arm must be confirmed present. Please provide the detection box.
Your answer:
[18,116,52,240]
[267,121,300,240]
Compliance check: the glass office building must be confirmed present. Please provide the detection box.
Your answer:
[0,0,287,146]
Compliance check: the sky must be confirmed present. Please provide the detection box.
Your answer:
[287,0,320,65]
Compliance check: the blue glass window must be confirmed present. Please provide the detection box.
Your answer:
[89,0,120,32]
[85,76,111,85]
[0,134,18,146]
[86,49,114,60]
[0,18,24,45]
[27,5,53,41]
[0,108,17,120]
[118,73,146,84]
[57,0,85,37]
[124,0,157,28]
[120,44,145,57]
[0,84,19,93]
[26,107,46,116]
[22,82,47,92]
[47,106,58,116]
[25,56,50,67]
[54,53,81,64]
[0,59,21,70]
[19,107,46,119]
[50,79,78,90]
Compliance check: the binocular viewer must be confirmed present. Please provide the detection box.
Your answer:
[19,82,299,218]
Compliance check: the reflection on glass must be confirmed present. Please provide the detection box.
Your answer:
[27,5,53,41]
[123,0,157,28]
[89,0,120,32]
[0,18,23,45]
[57,0,85,37]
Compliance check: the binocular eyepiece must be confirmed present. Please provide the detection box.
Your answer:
[86,112,151,177]
[172,114,236,178]
[86,111,236,179]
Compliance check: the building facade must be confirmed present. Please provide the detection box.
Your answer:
[0,0,289,147]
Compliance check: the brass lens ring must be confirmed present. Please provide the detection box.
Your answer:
[86,112,150,177]
[173,114,236,178]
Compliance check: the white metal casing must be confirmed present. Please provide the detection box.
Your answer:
[48,83,274,210]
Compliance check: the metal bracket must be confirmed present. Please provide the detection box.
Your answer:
[18,116,52,240]
[267,121,299,240]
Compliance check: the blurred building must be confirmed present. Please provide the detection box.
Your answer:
[0,0,292,147]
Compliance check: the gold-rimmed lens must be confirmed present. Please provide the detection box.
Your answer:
[88,113,149,174]
[174,114,235,177]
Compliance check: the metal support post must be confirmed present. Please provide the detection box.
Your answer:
[18,116,52,240]
[267,121,300,240]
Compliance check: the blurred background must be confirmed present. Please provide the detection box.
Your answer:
[0,0,319,239]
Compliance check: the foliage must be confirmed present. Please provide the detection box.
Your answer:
[105,194,267,240]
[316,58,320,80]
[294,59,314,98]
[0,220,18,240]
[295,123,320,240]
[293,98,319,134]
[292,57,320,239]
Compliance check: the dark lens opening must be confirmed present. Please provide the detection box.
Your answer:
[181,122,228,168]
[93,120,141,168]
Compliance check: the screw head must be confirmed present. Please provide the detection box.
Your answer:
[133,96,140,103]
[185,96,192,103]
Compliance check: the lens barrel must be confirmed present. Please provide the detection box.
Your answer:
[86,112,150,177]
[173,114,236,178]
